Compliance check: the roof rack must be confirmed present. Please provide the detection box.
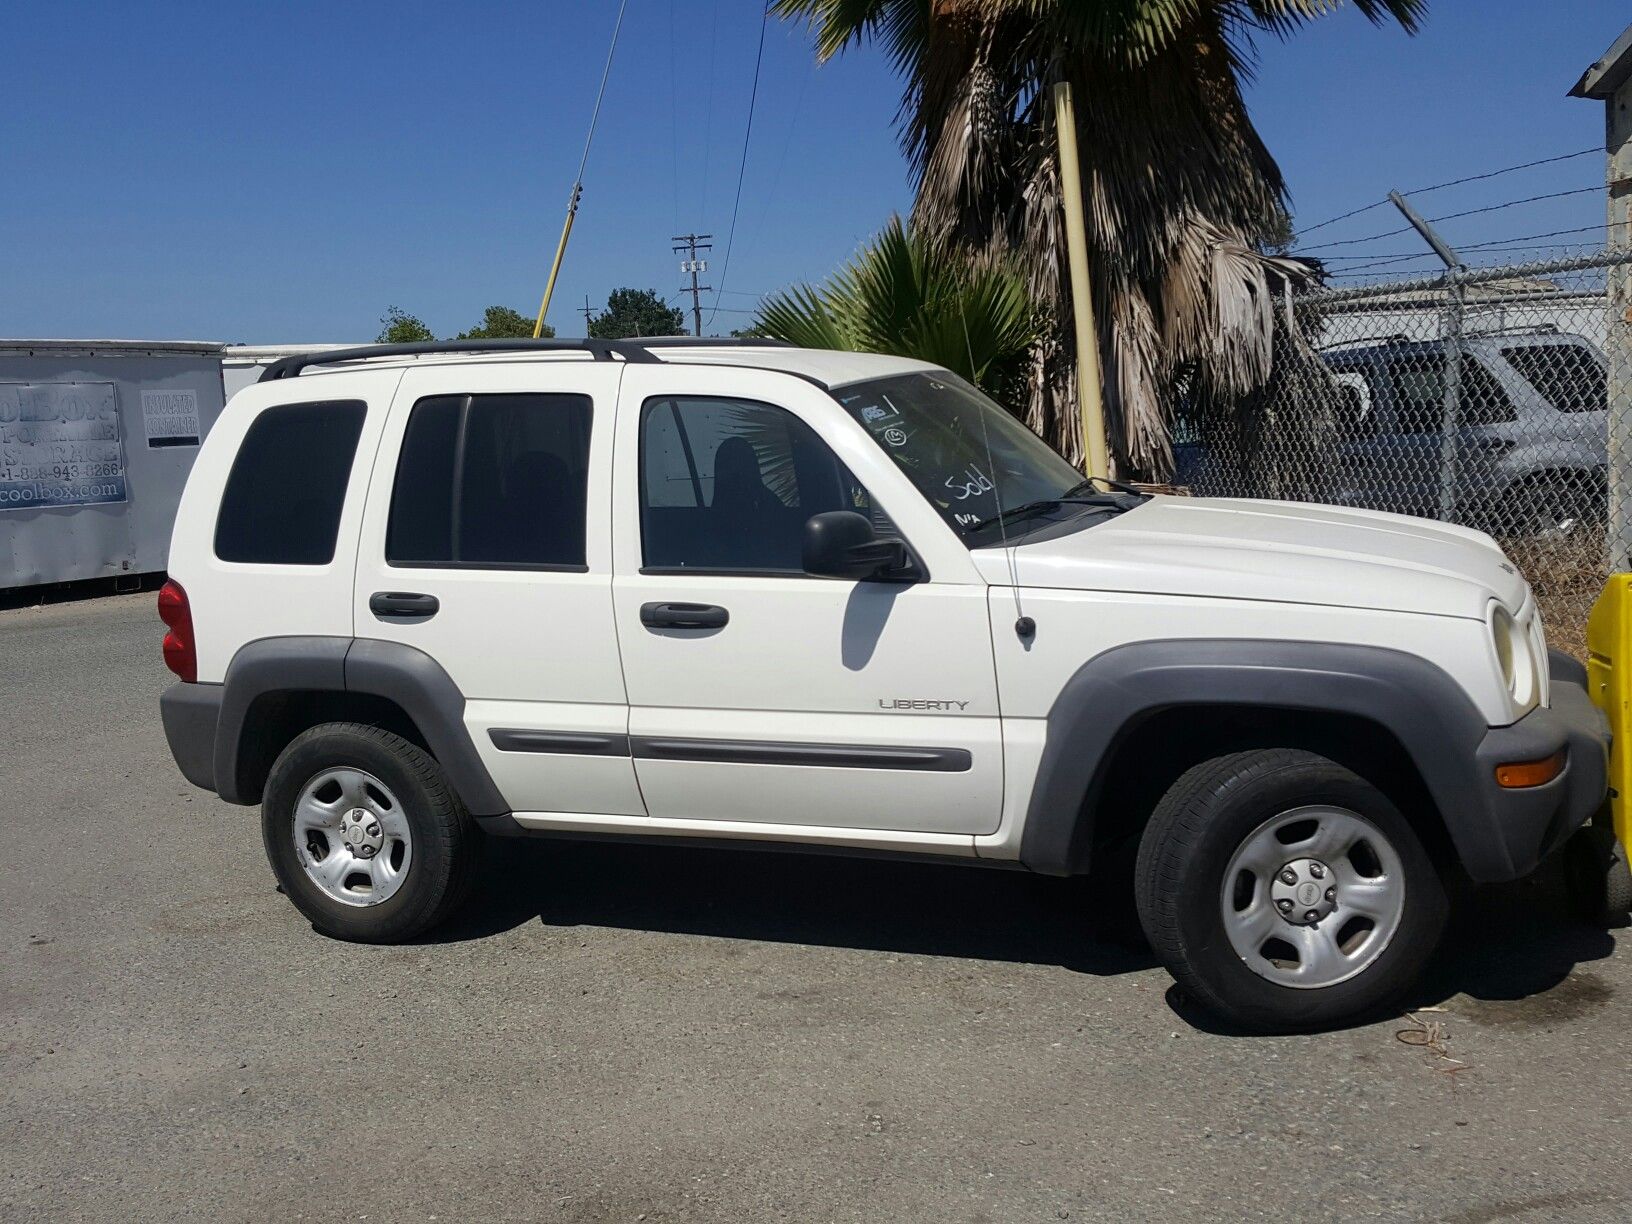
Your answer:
[256,336,791,382]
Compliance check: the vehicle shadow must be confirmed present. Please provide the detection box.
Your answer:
[425,834,1619,1025]
[422,834,1157,976]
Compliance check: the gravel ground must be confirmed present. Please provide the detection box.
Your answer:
[2,592,1630,1223]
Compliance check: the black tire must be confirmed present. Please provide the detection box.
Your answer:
[262,722,480,943]
[1567,817,1632,929]
[1135,749,1448,1033]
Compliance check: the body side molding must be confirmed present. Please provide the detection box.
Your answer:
[629,736,972,772]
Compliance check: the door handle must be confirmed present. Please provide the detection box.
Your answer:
[640,601,729,630]
[370,591,440,621]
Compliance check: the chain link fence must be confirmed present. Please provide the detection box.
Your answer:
[1172,248,1632,656]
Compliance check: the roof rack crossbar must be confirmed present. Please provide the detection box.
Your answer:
[256,336,790,382]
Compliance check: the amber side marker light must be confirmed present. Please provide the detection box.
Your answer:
[1495,750,1566,789]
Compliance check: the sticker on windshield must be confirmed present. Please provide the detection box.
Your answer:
[883,426,908,447]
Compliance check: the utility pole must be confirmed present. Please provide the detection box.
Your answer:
[580,295,595,336]
[1571,25,1632,569]
[672,233,713,337]
[1388,189,1466,524]
[1051,83,1111,479]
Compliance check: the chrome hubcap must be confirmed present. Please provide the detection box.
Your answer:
[1220,806,1406,990]
[1271,857,1337,925]
[293,769,411,907]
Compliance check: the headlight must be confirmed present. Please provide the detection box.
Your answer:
[1490,603,1540,713]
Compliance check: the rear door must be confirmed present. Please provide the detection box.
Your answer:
[353,360,642,817]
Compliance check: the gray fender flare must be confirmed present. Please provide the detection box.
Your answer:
[214,636,508,816]
[1017,639,1491,877]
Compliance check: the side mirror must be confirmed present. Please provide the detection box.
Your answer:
[802,511,908,580]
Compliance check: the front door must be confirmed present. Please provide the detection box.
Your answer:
[609,363,1003,837]
[354,361,643,817]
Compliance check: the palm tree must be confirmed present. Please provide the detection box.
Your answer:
[757,215,1037,399]
[774,0,1422,476]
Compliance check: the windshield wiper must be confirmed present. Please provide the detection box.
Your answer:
[967,477,1150,534]
[967,490,1142,534]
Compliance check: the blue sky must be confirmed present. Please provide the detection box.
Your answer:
[0,0,1625,341]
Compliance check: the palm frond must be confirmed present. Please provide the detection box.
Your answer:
[755,215,1037,397]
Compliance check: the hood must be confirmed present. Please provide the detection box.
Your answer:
[973,496,1528,620]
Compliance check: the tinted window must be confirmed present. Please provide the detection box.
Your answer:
[1383,354,1515,431]
[214,400,365,565]
[640,396,883,572]
[1501,344,1606,414]
[387,394,591,569]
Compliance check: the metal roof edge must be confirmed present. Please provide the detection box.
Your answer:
[1569,23,1632,99]
[0,339,227,355]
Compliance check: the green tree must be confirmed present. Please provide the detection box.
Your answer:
[756,216,1035,399]
[456,305,554,340]
[588,288,686,340]
[377,305,434,344]
[774,0,1420,475]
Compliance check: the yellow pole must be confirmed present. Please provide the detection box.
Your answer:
[533,184,583,338]
[1052,81,1111,479]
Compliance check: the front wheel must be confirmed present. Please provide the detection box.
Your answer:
[262,723,480,943]
[1136,749,1447,1033]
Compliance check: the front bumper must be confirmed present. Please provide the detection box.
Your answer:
[1466,656,1608,881]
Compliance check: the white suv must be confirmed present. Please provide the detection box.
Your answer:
[158,338,1609,1032]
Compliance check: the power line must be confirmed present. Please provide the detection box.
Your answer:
[1296,146,1601,237]
[1296,185,1607,253]
[700,0,720,223]
[667,0,681,231]
[706,3,770,329]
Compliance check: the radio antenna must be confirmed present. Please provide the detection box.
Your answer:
[958,301,1030,638]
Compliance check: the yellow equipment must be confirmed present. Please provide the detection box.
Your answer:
[1587,575,1632,855]
[1582,575,1632,921]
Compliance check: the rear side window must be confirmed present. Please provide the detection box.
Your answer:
[214,400,366,565]
[1501,344,1606,414]
[386,393,592,570]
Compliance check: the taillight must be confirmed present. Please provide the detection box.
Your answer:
[158,579,197,683]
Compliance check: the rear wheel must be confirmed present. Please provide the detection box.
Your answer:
[1136,749,1447,1033]
[262,723,480,943]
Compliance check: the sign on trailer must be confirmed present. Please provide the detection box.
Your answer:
[0,381,127,510]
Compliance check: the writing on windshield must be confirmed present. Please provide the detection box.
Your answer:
[835,372,1083,543]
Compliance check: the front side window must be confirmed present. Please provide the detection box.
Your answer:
[214,400,365,565]
[832,372,1084,545]
[639,396,882,572]
[387,393,591,569]
[1501,344,1606,414]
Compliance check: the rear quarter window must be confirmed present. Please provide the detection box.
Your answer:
[1500,344,1606,414]
[213,400,366,565]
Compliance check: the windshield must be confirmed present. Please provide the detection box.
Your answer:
[833,372,1087,546]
